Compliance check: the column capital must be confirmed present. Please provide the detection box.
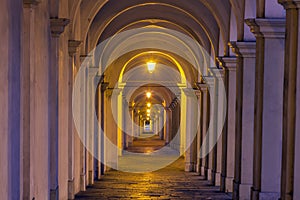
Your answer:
[50,18,70,38]
[229,41,256,58]
[217,56,237,71]
[23,0,40,7]
[245,18,286,39]
[182,88,197,97]
[209,67,224,78]
[278,0,300,9]
[196,83,209,92]
[68,40,82,56]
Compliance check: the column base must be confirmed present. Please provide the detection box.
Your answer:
[232,180,239,200]
[215,172,221,186]
[80,174,86,191]
[207,169,213,181]
[106,162,118,171]
[185,162,195,172]
[50,186,59,200]
[252,191,280,200]
[68,179,75,200]
[239,183,252,200]
[196,164,201,174]
[201,166,206,177]
[225,177,234,192]
[88,170,94,185]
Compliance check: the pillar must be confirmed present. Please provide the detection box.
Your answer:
[99,81,108,176]
[229,41,256,200]
[211,68,226,187]
[218,57,238,193]
[86,67,98,186]
[197,83,209,178]
[278,1,300,200]
[246,18,286,200]
[67,40,81,199]
[49,17,70,199]
[204,76,216,183]
[21,1,40,199]
[183,88,198,172]
[195,90,202,174]
[0,0,22,199]
[104,88,118,170]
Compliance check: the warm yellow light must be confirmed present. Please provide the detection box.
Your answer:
[147,62,156,73]
[146,92,151,98]
[147,113,150,117]
[147,117,150,120]
[147,109,151,113]
[147,103,151,107]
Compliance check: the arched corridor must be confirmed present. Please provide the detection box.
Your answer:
[1,0,300,200]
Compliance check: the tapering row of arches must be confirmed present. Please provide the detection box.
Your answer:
[0,0,300,200]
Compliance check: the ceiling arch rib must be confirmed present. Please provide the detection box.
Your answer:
[102,48,199,90]
[94,27,210,80]
[78,0,232,53]
[86,1,220,53]
[129,84,176,108]
[98,19,211,53]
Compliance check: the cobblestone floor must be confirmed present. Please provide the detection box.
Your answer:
[75,157,232,199]
[76,137,231,200]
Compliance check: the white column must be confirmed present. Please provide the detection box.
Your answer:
[194,90,202,175]
[205,76,216,183]
[183,88,198,172]
[218,57,237,193]
[67,40,81,198]
[211,68,226,187]
[104,89,118,170]
[49,18,70,199]
[21,1,40,198]
[278,1,300,200]
[197,84,209,178]
[246,18,285,200]
[229,41,256,200]
[86,67,98,185]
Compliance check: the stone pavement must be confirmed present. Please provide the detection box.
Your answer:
[75,157,232,199]
[76,135,232,199]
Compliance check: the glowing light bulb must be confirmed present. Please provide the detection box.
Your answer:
[146,92,151,98]
[147,109,150,113]
[147,103,151,108]
[147,62,156,73]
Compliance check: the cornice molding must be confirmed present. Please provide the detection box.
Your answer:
[68,40,82,56]
[245,18,286,39]
[50,18,70,38]
[229,41,256,58]
[23,0,40,8]
[278,0,300,9]
[216,56,237,71]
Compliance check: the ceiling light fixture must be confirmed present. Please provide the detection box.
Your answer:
[146,92,151,98]
[147,61,156,73]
